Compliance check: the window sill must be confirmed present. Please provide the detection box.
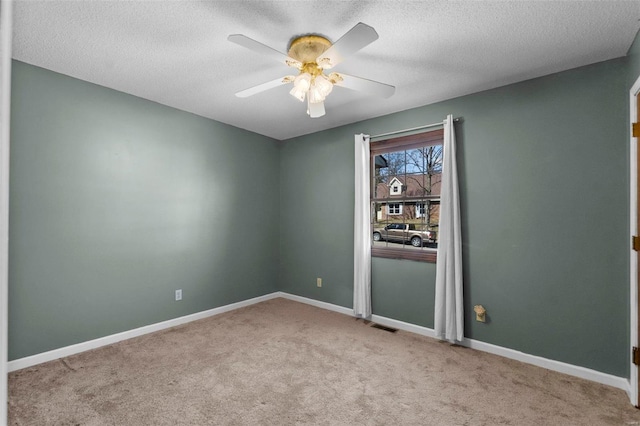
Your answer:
[371,247,437,263]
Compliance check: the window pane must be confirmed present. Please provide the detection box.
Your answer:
[372,202,390,248]
[427,200,440,248]
[405,148,424,175]
[405,172,425,197]
[372,202,407,249]
[370,129,443,261]
[373,154,389,198]
[371,200,440,252]
[373,148,445,200]
[384,150,406,184]
[425,145,443,196]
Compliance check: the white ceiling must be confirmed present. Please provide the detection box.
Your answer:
[11,1,640,140]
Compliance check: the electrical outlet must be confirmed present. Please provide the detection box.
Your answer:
[175,289,182,301]
[317,278,322,288]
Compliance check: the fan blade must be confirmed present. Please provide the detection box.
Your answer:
[307,100,325,118]
[334,73,395,98]
[235,77,292,98]
[316,22,378,69]
[228,34,301,68]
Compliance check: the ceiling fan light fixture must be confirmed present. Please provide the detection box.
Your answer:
[293,72,312,91]
[290,72,313,102]
[307,98,326,118]
[289,85,306,102]
[285,36,336,112]
[308,84,324,104]
[314,74,333,98]
[292,71,334,106]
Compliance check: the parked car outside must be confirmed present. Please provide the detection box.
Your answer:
[372,223,436,247]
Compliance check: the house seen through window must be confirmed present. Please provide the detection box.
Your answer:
[370,128,443,262]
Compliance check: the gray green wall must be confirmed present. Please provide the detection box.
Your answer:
[9,48,636,379]
[280,58,629,377]
[9,61,280,360]
[627,29,640,86]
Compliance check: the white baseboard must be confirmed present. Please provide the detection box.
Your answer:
[8,290,630,396]
[7,292,281,372]
[276,292,353,316]
[279,292,629,393]
[461,337,629,392]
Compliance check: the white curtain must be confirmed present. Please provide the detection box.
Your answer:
[354,134,372,318]
[434,115,464,342]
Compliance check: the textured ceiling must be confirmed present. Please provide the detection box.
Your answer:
[11,1,640,140]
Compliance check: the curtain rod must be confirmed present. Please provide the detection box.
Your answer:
[369,117,461,140]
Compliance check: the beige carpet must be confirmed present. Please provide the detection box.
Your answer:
[8,298,640,425]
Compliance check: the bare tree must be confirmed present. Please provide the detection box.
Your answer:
[406,146,443,195]
[374,152,404,184]
[405,146,443,228]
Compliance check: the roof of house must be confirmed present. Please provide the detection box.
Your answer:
[375,173,442,199]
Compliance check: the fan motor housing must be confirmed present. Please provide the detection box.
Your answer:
[288,35,331,64]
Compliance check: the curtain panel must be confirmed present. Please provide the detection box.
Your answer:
[354,134,372,318]
[434,115,464,342]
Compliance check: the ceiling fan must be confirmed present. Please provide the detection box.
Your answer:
[228,22,395,118]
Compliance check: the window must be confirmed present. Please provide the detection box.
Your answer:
[370,129,443,262]
[387,203,402,215]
